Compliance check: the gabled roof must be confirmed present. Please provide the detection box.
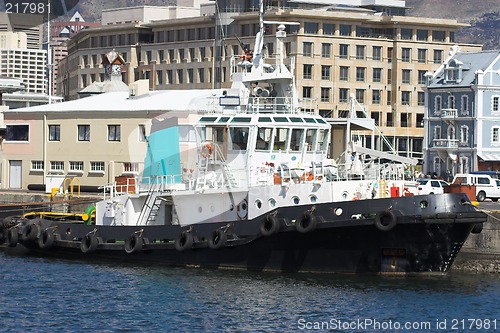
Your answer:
[6,89,225,113]
[428,50,500,88]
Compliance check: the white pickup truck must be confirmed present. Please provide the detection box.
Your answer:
[452,173,500,202]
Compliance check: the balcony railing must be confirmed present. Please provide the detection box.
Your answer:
[441,108,457,119]
[433,138,459,148]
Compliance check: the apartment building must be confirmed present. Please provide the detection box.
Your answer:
[56,2,482,163]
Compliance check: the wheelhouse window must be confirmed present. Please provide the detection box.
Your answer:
[273,128,289,151]
[290,129,305,151]
[305,129,317,151]
[108,125,121,142]
[6,124,29,142]
[317,129,329,151]
[138,124,147,142]
[229,127,249,150]
[78,125,90,141]
[256,128,272,151]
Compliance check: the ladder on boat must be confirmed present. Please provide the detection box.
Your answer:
[196,144,238,189]
[137,181,163,225]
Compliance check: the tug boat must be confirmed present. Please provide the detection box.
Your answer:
[0,2,486,274]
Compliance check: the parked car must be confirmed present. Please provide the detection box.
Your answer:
[452,173,500,202]
[416,179,449,195]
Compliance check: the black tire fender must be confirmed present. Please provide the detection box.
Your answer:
[124,234,143,254]
[7,227,18,247]
[80,234,99,254]
[207,228,227,250]
[296,212,317,233]
[38,228,55,249]
[175,231,193,252]
[21,223,38,242]
[260,215,280,236]
[375,210,397,231]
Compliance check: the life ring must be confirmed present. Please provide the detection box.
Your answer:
[201,143,214,158]
[38,228,54,249]
[20,223,38,242]
[237,200,248,220]
[7,227,18,247]
[207,228,227,250]
[124,233,143,254]
[80,234,99,254]
[374,210,397,231]
[260,215,280,236]
[175,231,193,252]
[296,211,317,233]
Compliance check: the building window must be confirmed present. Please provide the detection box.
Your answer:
[90,161,105,173]
[387,47,393,62]
[435,96,442,115]
[372,46,382,61]
[355,89,365,104]
[50,161,64,173]
[433,30,445,42]
[302,87,312,99]
[320,88,330,102]
[460,125,469,144]
[434,49,443,64]
[402,48,411,63]
[339,88,349,103]
[321,65,331,80]
[492,96,500,113]
[31,160,44,171]
[303,64,313,79]
[448,95,456,109]
[418,70,426,85]
[418,92,425,106]
[138,124,146,142]
[387,92,392,106]
[387,69,392,84]
[48,125,60,141]
[323,23,334,35]
[402,69,411,84]
[123,162,139,174]
[417,30,428,41]
[417,49,427,63]
[371,112,380,126]
[434,126,441,140]
[198,68,204,83]
[402,91,411,105]
[108,125,121,142]
[339,44,349,59]
[401,28,412,40]
[5,124,29,142]
[69,161,84,173]
[156,70,163,85]
[177,69,183,84]
[492,127,500,144]
[78,125,90,142]
[340,24,351,36]
[187,68,194,83]
[304,22,318,34]
[340,66,349,81]
[356,67,366,82]
[461,95,469,115]
[167,70,173,84]
[303,42,313,57]
[321,43,331,58]
[372,68,382,82]
[356,45,365,60]
[372,90,381,105]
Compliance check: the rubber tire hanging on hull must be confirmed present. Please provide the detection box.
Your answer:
[207,229,227,250]
[296,212,317,233]
[21,223,38,242]
[38,229,54,249]
[7,227,18,247]
[374,210,397,231]
[80,234,99,254]
[124,234,143,254]
[175,231,193,252]
[260,215,280,236]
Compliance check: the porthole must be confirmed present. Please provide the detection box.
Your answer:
[309,195,318,203]
[334,207,343,216]
[255,200,262,209]
[268,198,276,208]
[292,196,300,205]
[198,206,203,213]
[419,200,428,209]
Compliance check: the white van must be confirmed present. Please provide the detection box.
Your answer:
[452,173,500,202]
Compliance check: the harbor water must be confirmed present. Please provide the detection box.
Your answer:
[0,250,498,333]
